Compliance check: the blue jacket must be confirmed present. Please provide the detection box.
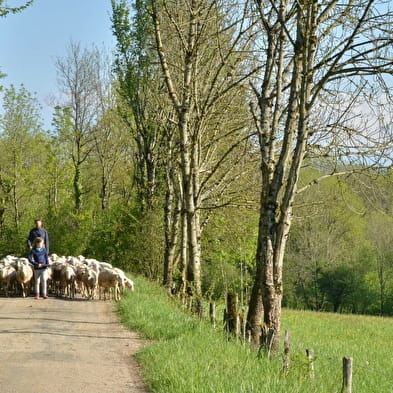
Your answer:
[28,247,49,270]
[27,228,49,253]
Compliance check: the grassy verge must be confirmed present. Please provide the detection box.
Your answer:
[118,276,392,393]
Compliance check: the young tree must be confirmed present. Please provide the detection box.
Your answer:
[247,0,393,351]
[89,48,132,211]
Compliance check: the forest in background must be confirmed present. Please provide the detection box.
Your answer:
[1,0,393,324]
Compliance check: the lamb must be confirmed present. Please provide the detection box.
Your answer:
[6,270,17,297]
[0,256,19,273]
[15,259,33,297]
[67,255,86,266]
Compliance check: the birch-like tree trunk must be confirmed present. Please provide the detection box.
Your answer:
[152,0,203,307]
[163,131,181,294]
[152,0,259,310]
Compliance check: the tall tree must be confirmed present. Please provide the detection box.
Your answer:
[49,106,75,213]
[55,41,100,212]
[151,0,258,311]
[112,0,178,292]
[0,85,44,230]
[247,0,393,351]
[112,0,165,212]
[89,48,132,211]
[91,105,132,211]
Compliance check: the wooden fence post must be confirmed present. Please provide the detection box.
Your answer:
[258,326,275,358]
[341,357,353,393]
[306,349,315,379]
[225,292,239,337]
[283,329,291,373]
[209,301,216,328]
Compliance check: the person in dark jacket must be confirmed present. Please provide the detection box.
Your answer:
[27,218,49,254]
[28,237,50,299]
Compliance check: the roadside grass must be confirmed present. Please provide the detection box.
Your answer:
[118,276,393,393]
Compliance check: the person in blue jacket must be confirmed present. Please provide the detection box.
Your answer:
[27,218,49,254]
[28,237,50,299]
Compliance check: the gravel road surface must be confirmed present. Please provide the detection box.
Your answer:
[0,297,148,393]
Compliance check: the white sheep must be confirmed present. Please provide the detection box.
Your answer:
[80,266,99,300]
[0,264,16,296]
[111,267,134,294]
[47,262,64,296]
[15,259,33,297]
[124,277,135,292]
[99,261,113,270]
[60,264,76,299]
[98,268,123,301]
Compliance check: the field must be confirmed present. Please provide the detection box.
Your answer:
[118,276,392,393]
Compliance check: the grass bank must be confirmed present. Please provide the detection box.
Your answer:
[118,276,391,393]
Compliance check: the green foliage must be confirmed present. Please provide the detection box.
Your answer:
[48,209,92,256]
[317,265,360,312]
[284,170,372,312]
[80,202,164,275]
[202,206,258,299]
[0,0,33,17]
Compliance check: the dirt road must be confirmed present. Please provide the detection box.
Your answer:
[0,296,149,393]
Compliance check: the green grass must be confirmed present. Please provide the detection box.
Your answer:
[118,276,393,393]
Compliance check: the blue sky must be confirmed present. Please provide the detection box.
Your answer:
[0,0,116,129]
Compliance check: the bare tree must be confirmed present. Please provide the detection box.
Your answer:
[55,41,100,212]
[247,0,393,351]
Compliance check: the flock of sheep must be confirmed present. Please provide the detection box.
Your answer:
[0,254,134,301]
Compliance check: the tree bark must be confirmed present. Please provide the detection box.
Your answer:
[163,136,181,294]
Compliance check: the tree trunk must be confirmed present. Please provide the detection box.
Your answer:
[179,196,188,298]
[246,247,264,346]
[100,168,108,210]
[163,141,181,294]
[73,164,82,212]
[248,0,318,354]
